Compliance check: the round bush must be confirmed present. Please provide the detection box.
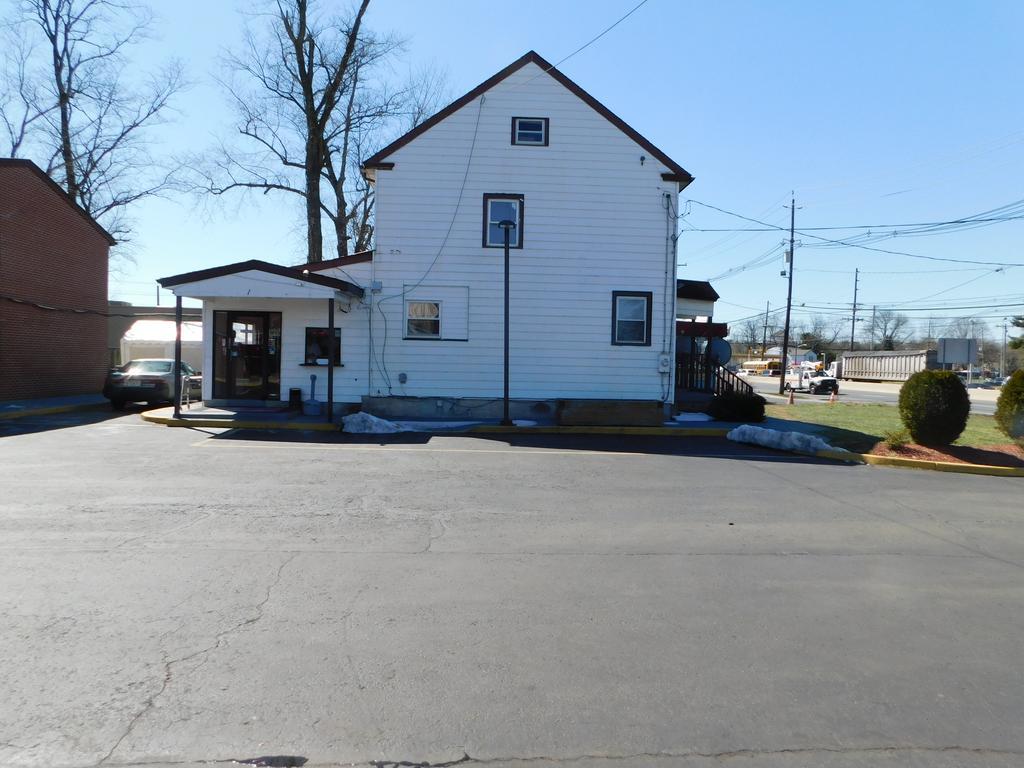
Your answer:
[898,370,970,445]
[995,369,1024,440]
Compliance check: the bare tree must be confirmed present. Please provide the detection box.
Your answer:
[733,318,762,349]
[867,309,912,350]
[0,0,185,240]
[192,0,443,263]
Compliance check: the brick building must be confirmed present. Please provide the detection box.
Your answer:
[0,159,114,401]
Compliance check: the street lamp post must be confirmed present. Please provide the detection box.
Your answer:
[498,219,516,426]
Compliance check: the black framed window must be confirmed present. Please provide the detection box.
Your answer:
[304,327,341,365]
[483,194,524,248]
[405,300,441,338]
[512,117,549,146]
[611,291,653,346]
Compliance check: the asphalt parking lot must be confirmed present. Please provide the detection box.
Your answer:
[1,412,1022,768]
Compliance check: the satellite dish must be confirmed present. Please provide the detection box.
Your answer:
[709,338,732,365]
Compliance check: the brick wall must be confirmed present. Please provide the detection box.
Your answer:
[0,163,111,401]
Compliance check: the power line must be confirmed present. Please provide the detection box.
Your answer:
[538,0,651,74]
[683,199,1024,267]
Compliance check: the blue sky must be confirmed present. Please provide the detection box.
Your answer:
[113,0,1024,342]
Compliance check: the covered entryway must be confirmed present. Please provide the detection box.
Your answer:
[212,311,282,400]
[157,259,364,421]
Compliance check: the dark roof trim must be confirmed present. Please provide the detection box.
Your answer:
[677,320,729,338]
[302,250,374,272]
[158,259,364,298]
[361,51,693,188]
[676,279,720,302]
[0,158,116,245]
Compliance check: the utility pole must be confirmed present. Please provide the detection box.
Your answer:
[778,194,796,396]
[849,268,859,351]
[1002,318,1008,377]
[870,305,877,351]
[762,300,770,357]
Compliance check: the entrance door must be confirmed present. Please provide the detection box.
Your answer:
[213,311,281,400]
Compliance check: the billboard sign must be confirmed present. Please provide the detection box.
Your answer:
[936,338,977,366]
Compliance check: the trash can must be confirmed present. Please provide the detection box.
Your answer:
[288,388,303,411]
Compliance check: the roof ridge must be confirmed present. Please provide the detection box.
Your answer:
[361,51,692,187]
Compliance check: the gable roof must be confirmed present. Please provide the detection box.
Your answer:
[362,51,693,187]
[677,279,720,302]
[158,259,364,298]
[0,158,116,245]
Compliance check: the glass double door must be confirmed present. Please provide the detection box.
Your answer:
[213,311,282,400]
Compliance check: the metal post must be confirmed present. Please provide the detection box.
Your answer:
[1002,319,1008,378]
[849,268,859,350]
[173,295,182,419]
[327,297,335,423]
[778,195,796,395]
[761,300,769,357]
[501,223,513,426]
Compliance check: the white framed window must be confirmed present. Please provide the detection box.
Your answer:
[612,291,652,346]
[405,300,441,339]
[483,194,524,248]
[512,117,548,146]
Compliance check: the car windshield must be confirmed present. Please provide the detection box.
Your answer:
[125,360,172,374]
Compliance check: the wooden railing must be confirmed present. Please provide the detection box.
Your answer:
[677,354,753,396]
[715,364,754,396]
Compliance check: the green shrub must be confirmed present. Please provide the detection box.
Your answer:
[898,370,970,445]
[708,391,766,422]
[995,369,1024,441]
[882,428,911,450]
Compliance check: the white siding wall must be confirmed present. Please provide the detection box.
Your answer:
[370,62,680,401]
[677,298,715,320]
[201,297,370,403]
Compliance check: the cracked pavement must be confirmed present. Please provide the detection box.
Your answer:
[0,412,1022,768]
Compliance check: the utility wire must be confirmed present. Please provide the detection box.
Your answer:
[683,199,1024,267]
[523,0,652,83]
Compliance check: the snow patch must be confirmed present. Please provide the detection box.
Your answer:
[342,412,404,433]
[726,424,845,455]
[672,412,713,422]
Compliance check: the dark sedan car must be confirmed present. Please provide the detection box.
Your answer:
[103,359,202,410]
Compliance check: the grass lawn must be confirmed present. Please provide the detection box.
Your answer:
[764,403,1007,453]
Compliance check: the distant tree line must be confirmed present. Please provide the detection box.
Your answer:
[730,310,1021,373]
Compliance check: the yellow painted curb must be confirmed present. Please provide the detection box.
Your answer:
[0,402,105,420]
[140,411,339,431]
[815,448,1024,477]
[468,425,731,437]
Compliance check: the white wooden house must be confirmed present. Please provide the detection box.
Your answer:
[159,51,696,421]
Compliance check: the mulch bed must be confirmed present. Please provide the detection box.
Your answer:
[870,442,1024,467]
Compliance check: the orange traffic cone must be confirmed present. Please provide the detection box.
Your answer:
[787,389,795,405]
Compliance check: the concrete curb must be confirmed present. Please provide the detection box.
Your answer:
[468,425,732,437]
[0,401,107,421]
[137,413,1024,476]
[140,411,339,431]
[815,448,1024,477]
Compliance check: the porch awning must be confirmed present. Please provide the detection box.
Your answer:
[157,259,364,300]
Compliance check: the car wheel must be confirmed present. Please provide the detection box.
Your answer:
[110,399,126,411]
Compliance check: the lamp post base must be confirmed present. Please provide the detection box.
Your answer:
[499,418,514,427]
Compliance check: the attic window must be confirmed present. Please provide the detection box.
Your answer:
[512,117,548,146]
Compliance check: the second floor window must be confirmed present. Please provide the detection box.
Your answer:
[483,194,524,248]
[512,117,548,146]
